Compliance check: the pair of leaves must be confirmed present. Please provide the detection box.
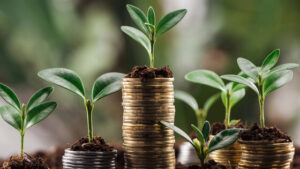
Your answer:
[220,83,245,109]
[38,68,125,103]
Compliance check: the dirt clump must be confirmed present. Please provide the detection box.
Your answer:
[70,136,113,151]
[125,65,173,79]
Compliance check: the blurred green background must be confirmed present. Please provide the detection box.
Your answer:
[0,0,300,157]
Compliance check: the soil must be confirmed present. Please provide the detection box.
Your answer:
[2,153,48,169]
[210,122,245,135]
[239,123,292,143]
[32,147,64,169]
[70,136,114,151]
[176,160,226,169]
[114,144,125,169]
[125,65,173,79]
[292,146,300,169]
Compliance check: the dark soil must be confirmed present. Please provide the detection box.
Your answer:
[125,65,173,79]
[239,123,292,143]
[211,122,245,135]
[292,146,300,169]
[2,154,48,169]
[70,136,114,151]
[176,160,226,169]
[32,147,64,169]
[114,144,124,169]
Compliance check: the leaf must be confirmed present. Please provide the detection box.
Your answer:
[147,7,156,25]
[174,90,199,111]
[38,68,85,99]
[261,49,280,72]
[208,128,241,153]
[191,124,205,145]
[0,83,21,111]
[237,58,259,81]
[263,70,293,96]
[27,87,53,112]
[263,63,299,79]
[156,9,187,36]
[92,72,125,102]
[202,121,210,142]
[228,120,240,127]
[160,121,193,145]
[0,105,21,130]
[126,4,149,34]
[203,93,220,113]
[25,102,57,129]
[185,70,226,92]
[221,75,259,95]
[230,88,245,108]
[121,26,151,55]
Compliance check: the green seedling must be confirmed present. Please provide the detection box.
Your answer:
[175,90,220,129]
[38,68,125,142]
[185,70,246,128]
[161,120,241,166]
[221,49,299,128]
[0,84,57,157]
[121,4,187,68]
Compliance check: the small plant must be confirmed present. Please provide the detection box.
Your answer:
[175,90,220,129]
[0,84,57,157]
[221,49,299,128]
[161,120,241,166]
[38,68,125,143]
[121,4,187,68]
[185,70,246,128]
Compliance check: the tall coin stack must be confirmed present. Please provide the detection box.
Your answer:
[122,78,176,169]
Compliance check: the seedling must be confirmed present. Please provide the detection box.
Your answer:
[221,49,299,128]
[185,70,246,128]
[38,68,125,142]
[121,4,187,68]
[161,120,241,166]
[0,84,56,157]
[175,90,220,129]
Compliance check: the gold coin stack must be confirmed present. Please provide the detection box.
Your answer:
[209,135,242,168]
[122,78,176,169]
[238,140,295,169]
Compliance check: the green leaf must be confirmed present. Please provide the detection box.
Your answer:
[237,58,259,81]
[0,83,21,111]
[203,93,220,113]
[185,70,226,92]
[92,72,125,102]
[121,26,151,55]
[202,121,210,142]
[174,90,199,111]
[230,88,245,108]
[147,7,155,25]
[27,87,53,112]
[0,105,21,130]
[191,124,205,145]
[160,121,193,145]
[228,120,240,127]
[126,4,149,34]
[38,68,85,99]
[261,49,280,72]
[221,75,259,95]
[25,102,57,129]
[156,9,187,36]
[263,70,293,96]
[208,128,241,153]
[263,63,299,79]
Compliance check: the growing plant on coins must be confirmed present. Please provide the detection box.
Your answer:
[38,68,125,142]
[185,70,246,128]
[121,4,187,68]
[161,120,241,166]
[221,49,299,128]
[0,84,57,157]
[175,90,220,129]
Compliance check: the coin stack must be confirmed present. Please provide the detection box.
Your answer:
[238,140,295,169]
[122,78,176,169]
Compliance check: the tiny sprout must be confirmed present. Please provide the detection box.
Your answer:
[121,4,187,68]
[161,120,241,166]
[175,90,220,129]
[38,68,125,143]
[221,49,299,128]
[185,70,246,128]
[0,84,57,157]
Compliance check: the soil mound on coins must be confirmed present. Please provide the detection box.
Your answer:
[211,122,245,135]
[70,136,113,151]
[126,65,173,79]
[176,160,226,169]
[2,154,48,169]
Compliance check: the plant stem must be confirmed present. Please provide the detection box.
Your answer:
[196,109,205,130]
[149,30,155,68]
[258,75,265,128]
[20,131,24,157]
[85,99,95,142]
[224,91,231,128]
[20,104,26,157]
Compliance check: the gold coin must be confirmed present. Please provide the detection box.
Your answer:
[123,137,175,141]
[122,78,174,82]
[123,146,174,152]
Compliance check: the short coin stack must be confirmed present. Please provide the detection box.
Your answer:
[122,78,176,169]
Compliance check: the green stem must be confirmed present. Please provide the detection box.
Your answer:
[20,131,24,157]
[85,99,95,142]
[149,30,155,68]
[258,75,265,128]
[196,109,205,130]
[224,91,231,128]
[20,104,26,157]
